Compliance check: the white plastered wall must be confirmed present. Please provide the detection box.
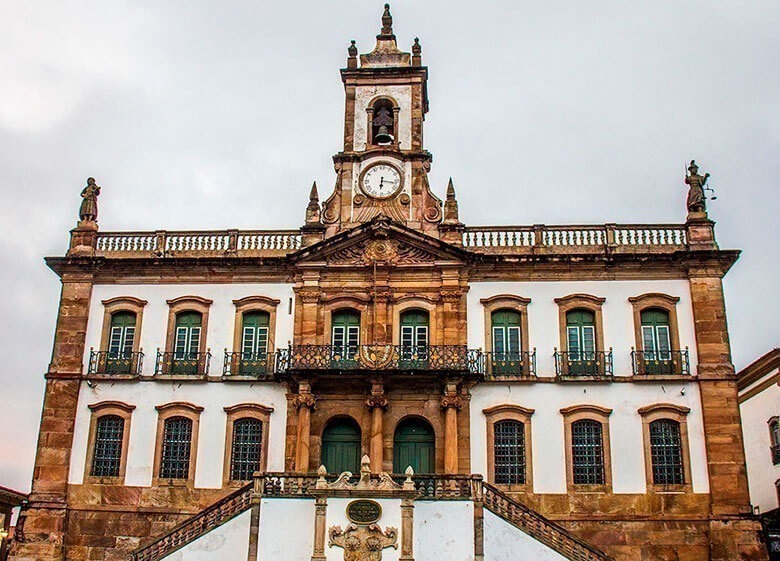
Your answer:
[82,283,296,375]
[739,369,780,513]
[467,280,698,377]
[414,501,473,561]
[69,380,288,487]
[468,279,709,495]
[484,510,568,561]
[353,85,412,151]
[162,510,250,561]
[258,499,316,561]
[471,382,709,494]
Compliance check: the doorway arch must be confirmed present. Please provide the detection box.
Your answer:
[393,417,435,474]
[321,417,361,474]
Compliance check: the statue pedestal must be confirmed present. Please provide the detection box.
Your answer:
[67,221,98,256]
[685,215,718,250]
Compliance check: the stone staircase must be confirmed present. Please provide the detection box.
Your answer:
[130,474,611,561]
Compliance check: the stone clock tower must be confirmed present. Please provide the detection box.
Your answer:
[321,4,445,238]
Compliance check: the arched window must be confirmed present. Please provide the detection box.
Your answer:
[371,99,395,145]
[238,311,270,376]
[494,420,525,485]
[400,310,429,364]
[90,415,125,477]
[229,418,263,481]
[649,419,684,484]
[571,419,605,485]
[331,310,360,363]
[159,416,193,479]
[172,312,202,374]
[393,418,435,474]
[321,418,362,475]
[770,418,780,465]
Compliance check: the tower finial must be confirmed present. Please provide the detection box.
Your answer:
[443,178,461,224]
[305,181,321,226]
[381,4,393,36]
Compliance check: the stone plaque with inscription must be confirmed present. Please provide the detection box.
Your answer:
[346,500,382,524]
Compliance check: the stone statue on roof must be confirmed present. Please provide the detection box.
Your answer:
[79,177,101,222]
[685,160,709,214]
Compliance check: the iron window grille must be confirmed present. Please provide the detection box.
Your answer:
[159,416,193,479]
[494,420,525,485]
[230,418,263,481]
[90,415,124,477]
[571,419,605,485]
[649,419,685,484]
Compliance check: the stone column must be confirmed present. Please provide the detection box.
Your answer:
[399,498,414,561]
[366,382,388,473]
[311,496,327,561]
[440,382,462,475]
[293,383,317,472]
[9,273,94,561]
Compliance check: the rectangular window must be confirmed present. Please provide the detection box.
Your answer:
[572,420,605,485]
[90,416,124,477]
[642,325,656,356]
[656,325,671,359]
[507,326,521,355]
[567,326,580,358]
[493,326,506,355]
[650,420,684,484]
[159,417,193,479]
[582,325,595,357]
[494,421,525,485]
[230,419,263,481]
[242,326,268,358]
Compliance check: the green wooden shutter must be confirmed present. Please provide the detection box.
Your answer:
[241,312,269,358]
[174,312,202,359]
[641,309,672,373]
[400,311,429,363]
[332,311,360,363]
[393,419,435,474]
[108,312,136,359]
[321,419,361,474]
[491,310,522,357]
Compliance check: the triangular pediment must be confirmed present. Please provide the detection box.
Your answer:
[292,217,469,266]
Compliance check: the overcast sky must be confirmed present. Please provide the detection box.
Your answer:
[0,1,777,492]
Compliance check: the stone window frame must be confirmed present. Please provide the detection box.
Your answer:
[84,401,135,483]
[153,402,204,485]
[768,416,780,466]
[164,296,213,354]
[554,294,606,354]
[560,404,613,492]
[637,403,692,493]
[321,295,370,347]
[366,95,401,148]
[483,404,535,492]
[223,403,274,486]
[98,297,148,354]
[392,296,439,346]
[628,292,682,353]
[231,296,281,354]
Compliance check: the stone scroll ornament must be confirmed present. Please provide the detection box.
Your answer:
[79,177,101,222]
[329,523,398,561]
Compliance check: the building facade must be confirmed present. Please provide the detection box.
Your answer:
[10,6,767,561]
[738,349,780,559]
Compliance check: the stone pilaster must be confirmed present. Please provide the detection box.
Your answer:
[440,381,462,475]
[366,382,388,473]
[399,498,414,561]
[293,384,317,472]
[311,496,327,561]
[10,273,94,561]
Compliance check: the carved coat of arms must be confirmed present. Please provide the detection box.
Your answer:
[329,523,398,561]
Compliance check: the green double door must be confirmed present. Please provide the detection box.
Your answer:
[393,419,435,474]
[321,419,361,474]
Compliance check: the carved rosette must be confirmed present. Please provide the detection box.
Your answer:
[363,239,398,263]
[440,395,463,410]
[292,393,317,410]
[440,289,463,303]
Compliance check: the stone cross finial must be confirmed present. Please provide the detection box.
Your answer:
[348,40,357,57]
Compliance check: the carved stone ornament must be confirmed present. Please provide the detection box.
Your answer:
[440,395,463,410]
[292,393,317,410]
[328,239,437,266]
[329,523,398,561]
[440,289,463,302]
[366,394,389,410]
[364,239,398,262]
[297,290,321,304]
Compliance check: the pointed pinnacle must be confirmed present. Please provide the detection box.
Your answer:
[309,181,319,201]
[381,4,393,35]
[446,177,456,199]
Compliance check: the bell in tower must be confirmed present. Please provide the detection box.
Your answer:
[372,101,395,145]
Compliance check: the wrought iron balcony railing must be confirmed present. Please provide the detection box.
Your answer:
[483,350,536,378]
[553,350,613,378]
[223,351,274,378]
[155,350,211,377]
[631,349,690,376]
[88,349,144,376]
[275,344,482,374]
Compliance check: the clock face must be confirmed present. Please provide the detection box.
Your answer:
[361,163,402,199]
